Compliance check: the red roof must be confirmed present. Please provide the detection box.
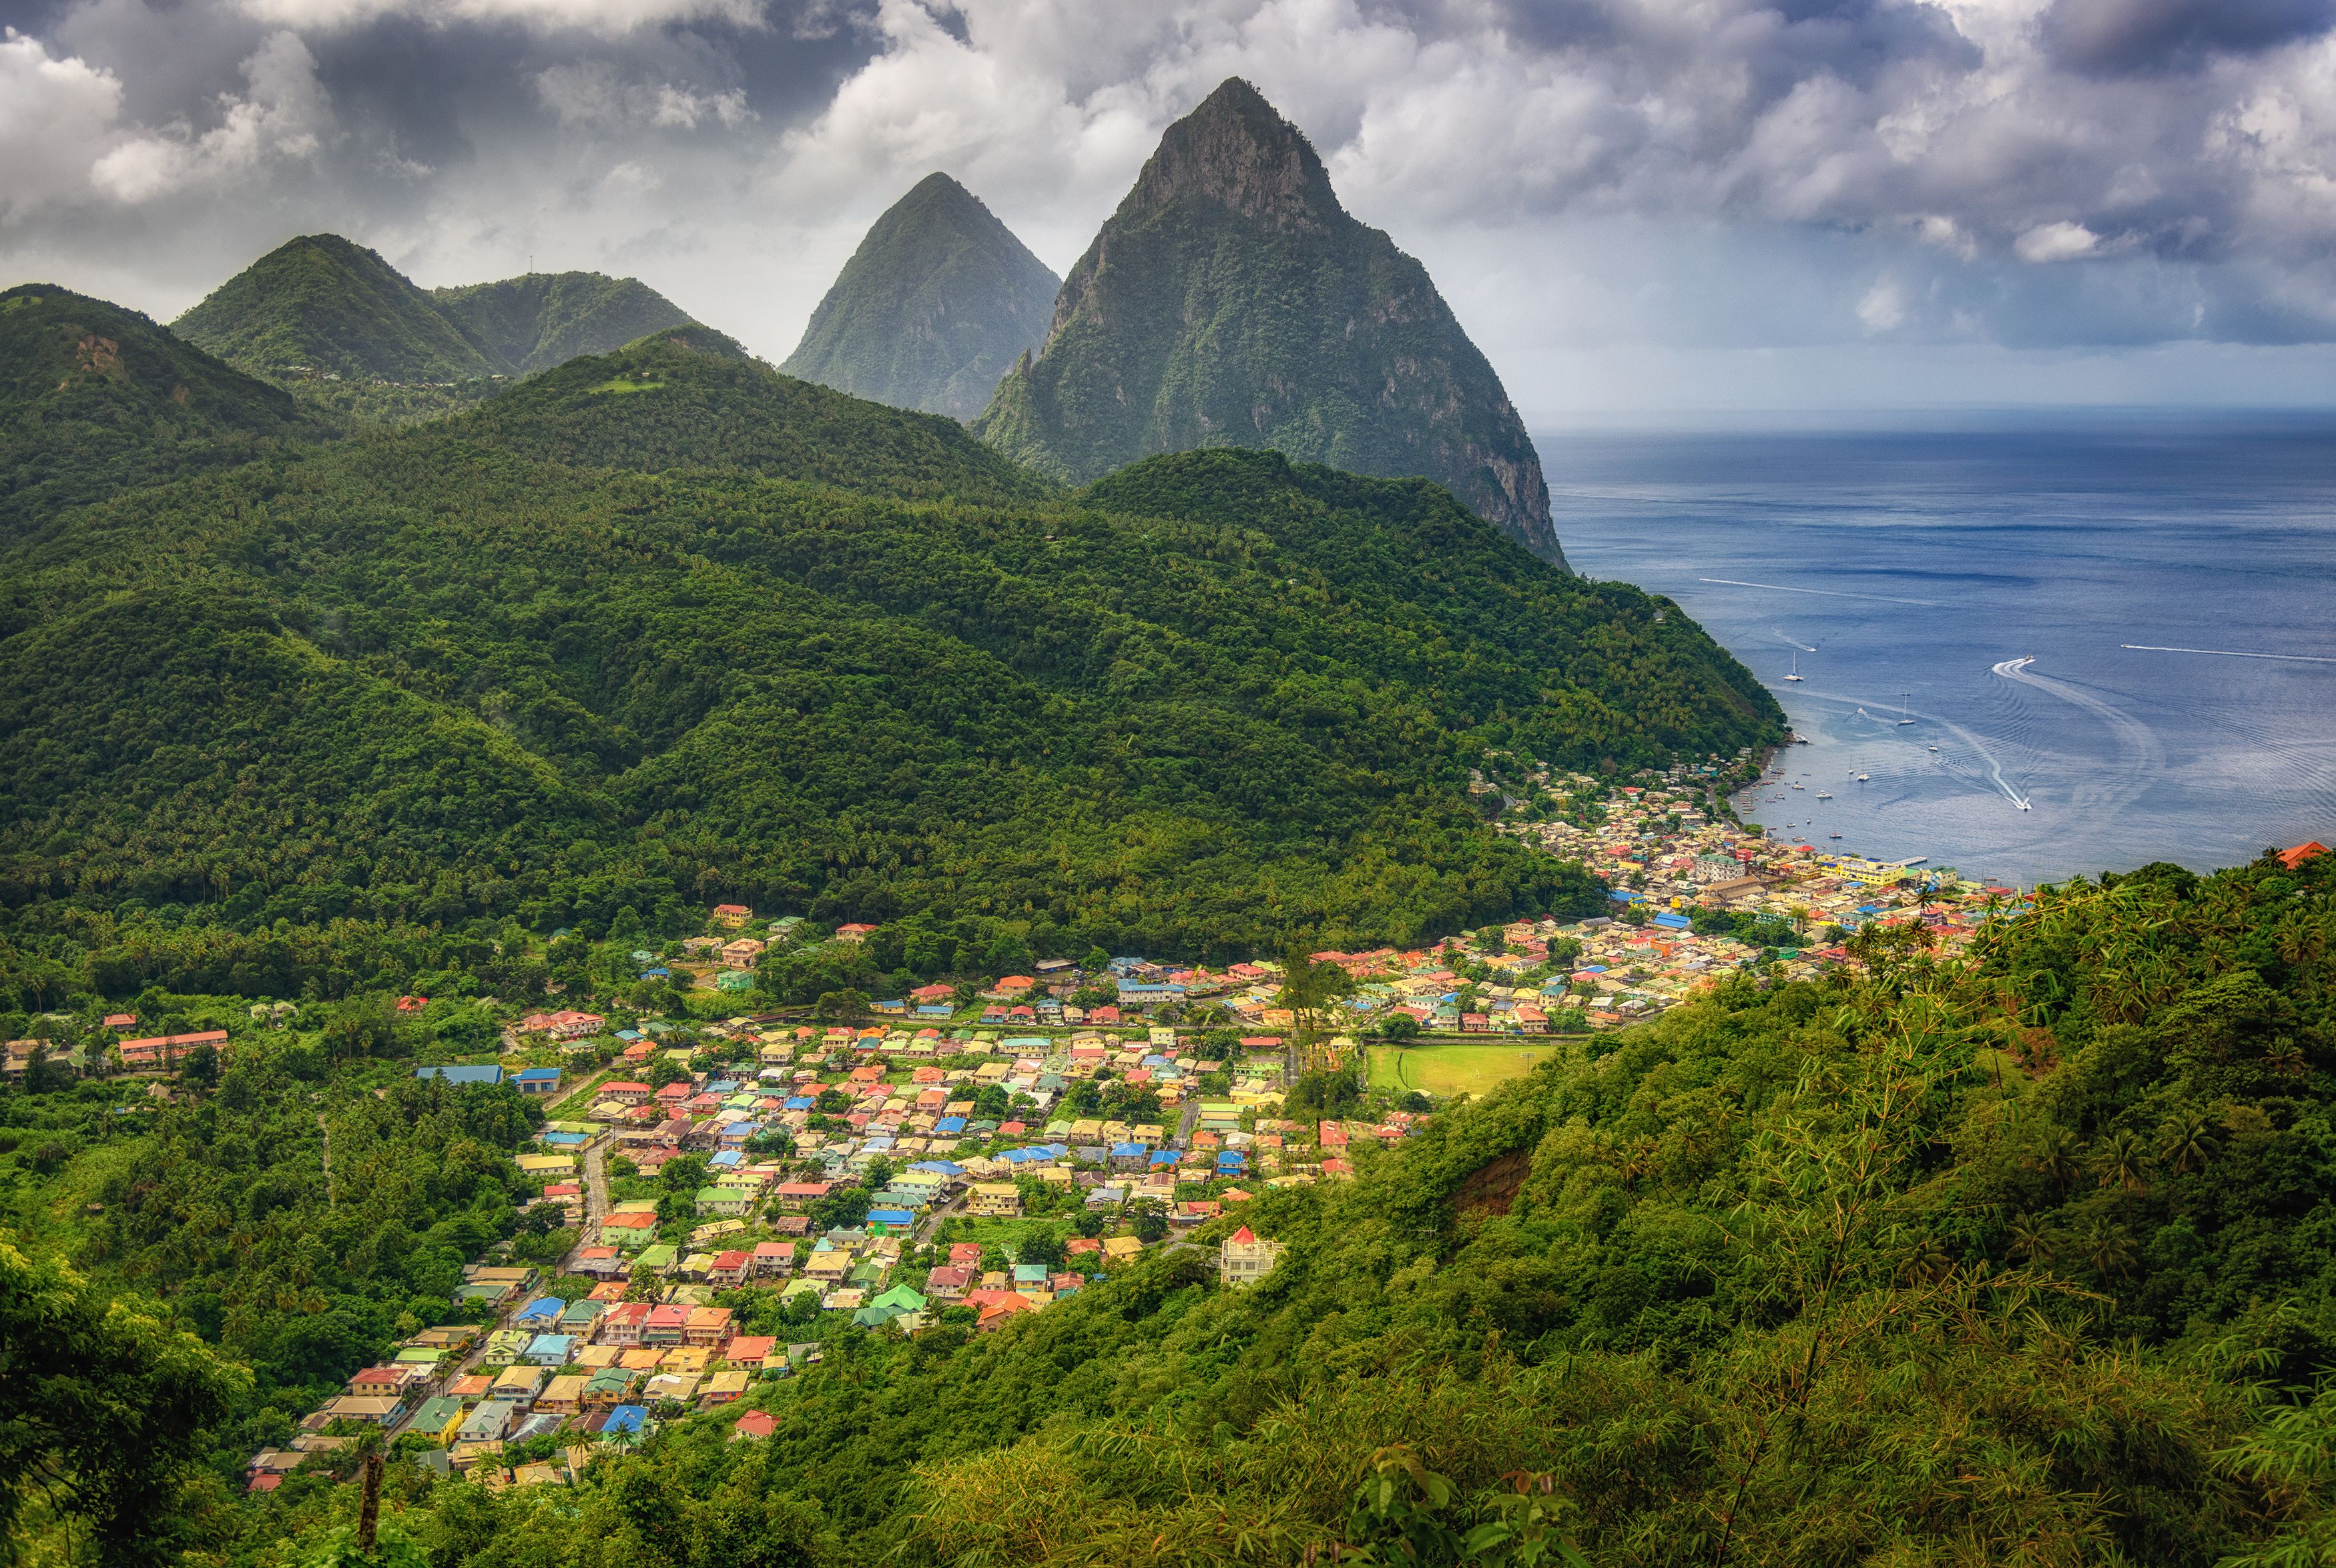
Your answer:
[1227,1226,1257,1244]
[2279,841,2328,870]
[734,1410,776,1439]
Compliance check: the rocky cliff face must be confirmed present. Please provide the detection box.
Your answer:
[782,173,1061,420]
[972,79,1565,566]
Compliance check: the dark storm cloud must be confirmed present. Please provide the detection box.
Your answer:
[2041,0,2336,75]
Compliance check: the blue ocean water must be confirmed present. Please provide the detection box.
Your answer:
[1543,414,2336,887]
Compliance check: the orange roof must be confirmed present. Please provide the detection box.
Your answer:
[2278,841,2328,870]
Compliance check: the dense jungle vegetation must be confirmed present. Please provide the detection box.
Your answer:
[1,284,327,534]
[1,328,1775,961]
[8,847,2331,1566]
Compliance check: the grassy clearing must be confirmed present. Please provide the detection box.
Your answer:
[1368,1042,1563,1098]
[587,378,665,395]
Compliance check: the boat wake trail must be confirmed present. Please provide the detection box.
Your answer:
[2121,643,2336,666]
[1798,689,2032,812]
[1773,628,1817,653]
[1993,655,2164,811]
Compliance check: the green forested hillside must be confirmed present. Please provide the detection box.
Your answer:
[173,234,500,382]
[0,332,1775,956]
[455,327,1053,505]
[172,236,696,400]
[782,171,1062,420]
[0,285,325,534]
[432,271,692,374]
[55,845,2331,1568]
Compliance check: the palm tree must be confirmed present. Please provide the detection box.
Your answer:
[2156,1110,2221,1174]
[2007,1216,2054,1264]
[2094,1128,2150,1192]
[2031,1128,2082,1194]
[2074,1220,2134,1282]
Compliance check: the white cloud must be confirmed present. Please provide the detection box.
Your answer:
[0,29,125,215]
[88,31,330,204]
[1858,276,1910,331]
[2015,219,2103,262]
[537,62,756,130]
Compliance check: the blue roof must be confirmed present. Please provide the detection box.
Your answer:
[515,1296,564,1321]
[916,1006,952,1016]
[1148,1150,1181,1167]
[416,1064,503,1085]
[866,1209,915,1227]
[909,1160,966,1176]
[541,1132,587,1147]
[515,1066,562,1082]
[1141,1054,1171,1067]
[934,1116,966,1134]
[1109,1142,1148,1157]
[705,1079,738,1094]
[640,967,670,977]
[707,1150,743,1167]
[605,1405,647,1433]
[783,1096,814,1110]
[1651,913,1691,929]
[527,1333,573,1354]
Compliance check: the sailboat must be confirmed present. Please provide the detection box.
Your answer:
[1784,655,1804,683]
[1896,691,1916,725]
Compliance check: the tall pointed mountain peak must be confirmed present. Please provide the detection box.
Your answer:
[1125,77,1342,230]
[976,81,1564,563]
[782,171,1060,420]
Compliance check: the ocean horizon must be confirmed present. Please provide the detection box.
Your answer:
[1544,411,2336,887]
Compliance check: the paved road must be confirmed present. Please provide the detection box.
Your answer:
[579,1140,608,1230]
[1173,1098,1200,1146]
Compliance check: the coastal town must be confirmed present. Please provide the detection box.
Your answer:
[23,751,2321,1503]
[194,755,2110,1495]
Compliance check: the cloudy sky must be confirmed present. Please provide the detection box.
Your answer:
[6,0,2336,414]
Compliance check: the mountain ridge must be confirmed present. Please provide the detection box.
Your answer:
[432,271,693,375]
[974,78,1565,565]
[173,234,693,386]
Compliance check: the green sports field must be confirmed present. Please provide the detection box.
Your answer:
[1368,1042,1563,1098]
